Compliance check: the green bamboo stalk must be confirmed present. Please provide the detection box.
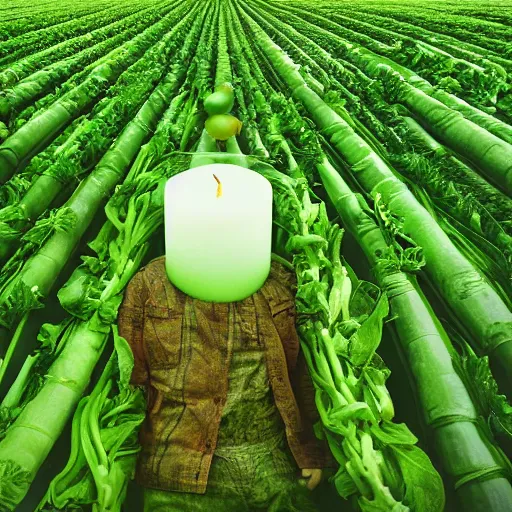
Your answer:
[0,70,188,352]
[242,10,512,398]
[317,155,512,510]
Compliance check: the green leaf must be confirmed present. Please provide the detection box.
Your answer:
[388,445,445,512]
[325,430,347,466]
[330,402,373,423]
[150,182,165,208]
[0,459,32,511]
[313,419,325,440]
[452,336,512,454]
[112,325,134,390]
[285,233,328,252]
[0,280,44,330]
[349,292,389,367]
[331,466,358,499]
[370,421,418,446]
[331,331,349,357]
[37,318,74,352]
[0,223,21,242]
[349,280,379,319]
[98,295,123,325]
[57,268,101,320]
[81,256,107,275]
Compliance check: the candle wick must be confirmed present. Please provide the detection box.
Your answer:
[213,174,222,198]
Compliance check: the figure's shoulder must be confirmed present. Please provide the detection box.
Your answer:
[266,259,297,298]
[270,259,296,285]
[143,255,166,269]
[131,255,166,289]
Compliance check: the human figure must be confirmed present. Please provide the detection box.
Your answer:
[118,255,335,511]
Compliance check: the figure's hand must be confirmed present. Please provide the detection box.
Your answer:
[300,468,322,491]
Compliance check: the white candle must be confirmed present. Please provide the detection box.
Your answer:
[164,163,273,302]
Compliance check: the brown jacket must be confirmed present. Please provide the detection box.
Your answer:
[117,256,335,493]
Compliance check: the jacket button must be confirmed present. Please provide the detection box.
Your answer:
[214,397,222,404]
[205,441,212,453]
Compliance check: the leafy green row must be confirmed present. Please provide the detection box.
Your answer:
[249,0,512,194]
[0,0,191,185]
[0,1,144,65]
[315,4,512,86]
[0,1,206,349]
[0,0,126,40]
[0,3,202,271]
[317,11,509,116]
[0,5,178,130]
[0,0,172,89]
[325,1,512,55]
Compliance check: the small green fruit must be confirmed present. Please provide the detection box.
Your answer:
[205,114,242,141]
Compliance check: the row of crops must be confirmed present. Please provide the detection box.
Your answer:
[0,0,511,510]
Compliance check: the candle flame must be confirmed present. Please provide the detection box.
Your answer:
[213,173,222,198]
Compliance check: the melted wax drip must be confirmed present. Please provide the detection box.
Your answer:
[213,173,222,198]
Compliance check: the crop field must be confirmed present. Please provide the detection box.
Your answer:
[0,0,511,510]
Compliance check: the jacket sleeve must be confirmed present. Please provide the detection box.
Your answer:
[117,269,149,386]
